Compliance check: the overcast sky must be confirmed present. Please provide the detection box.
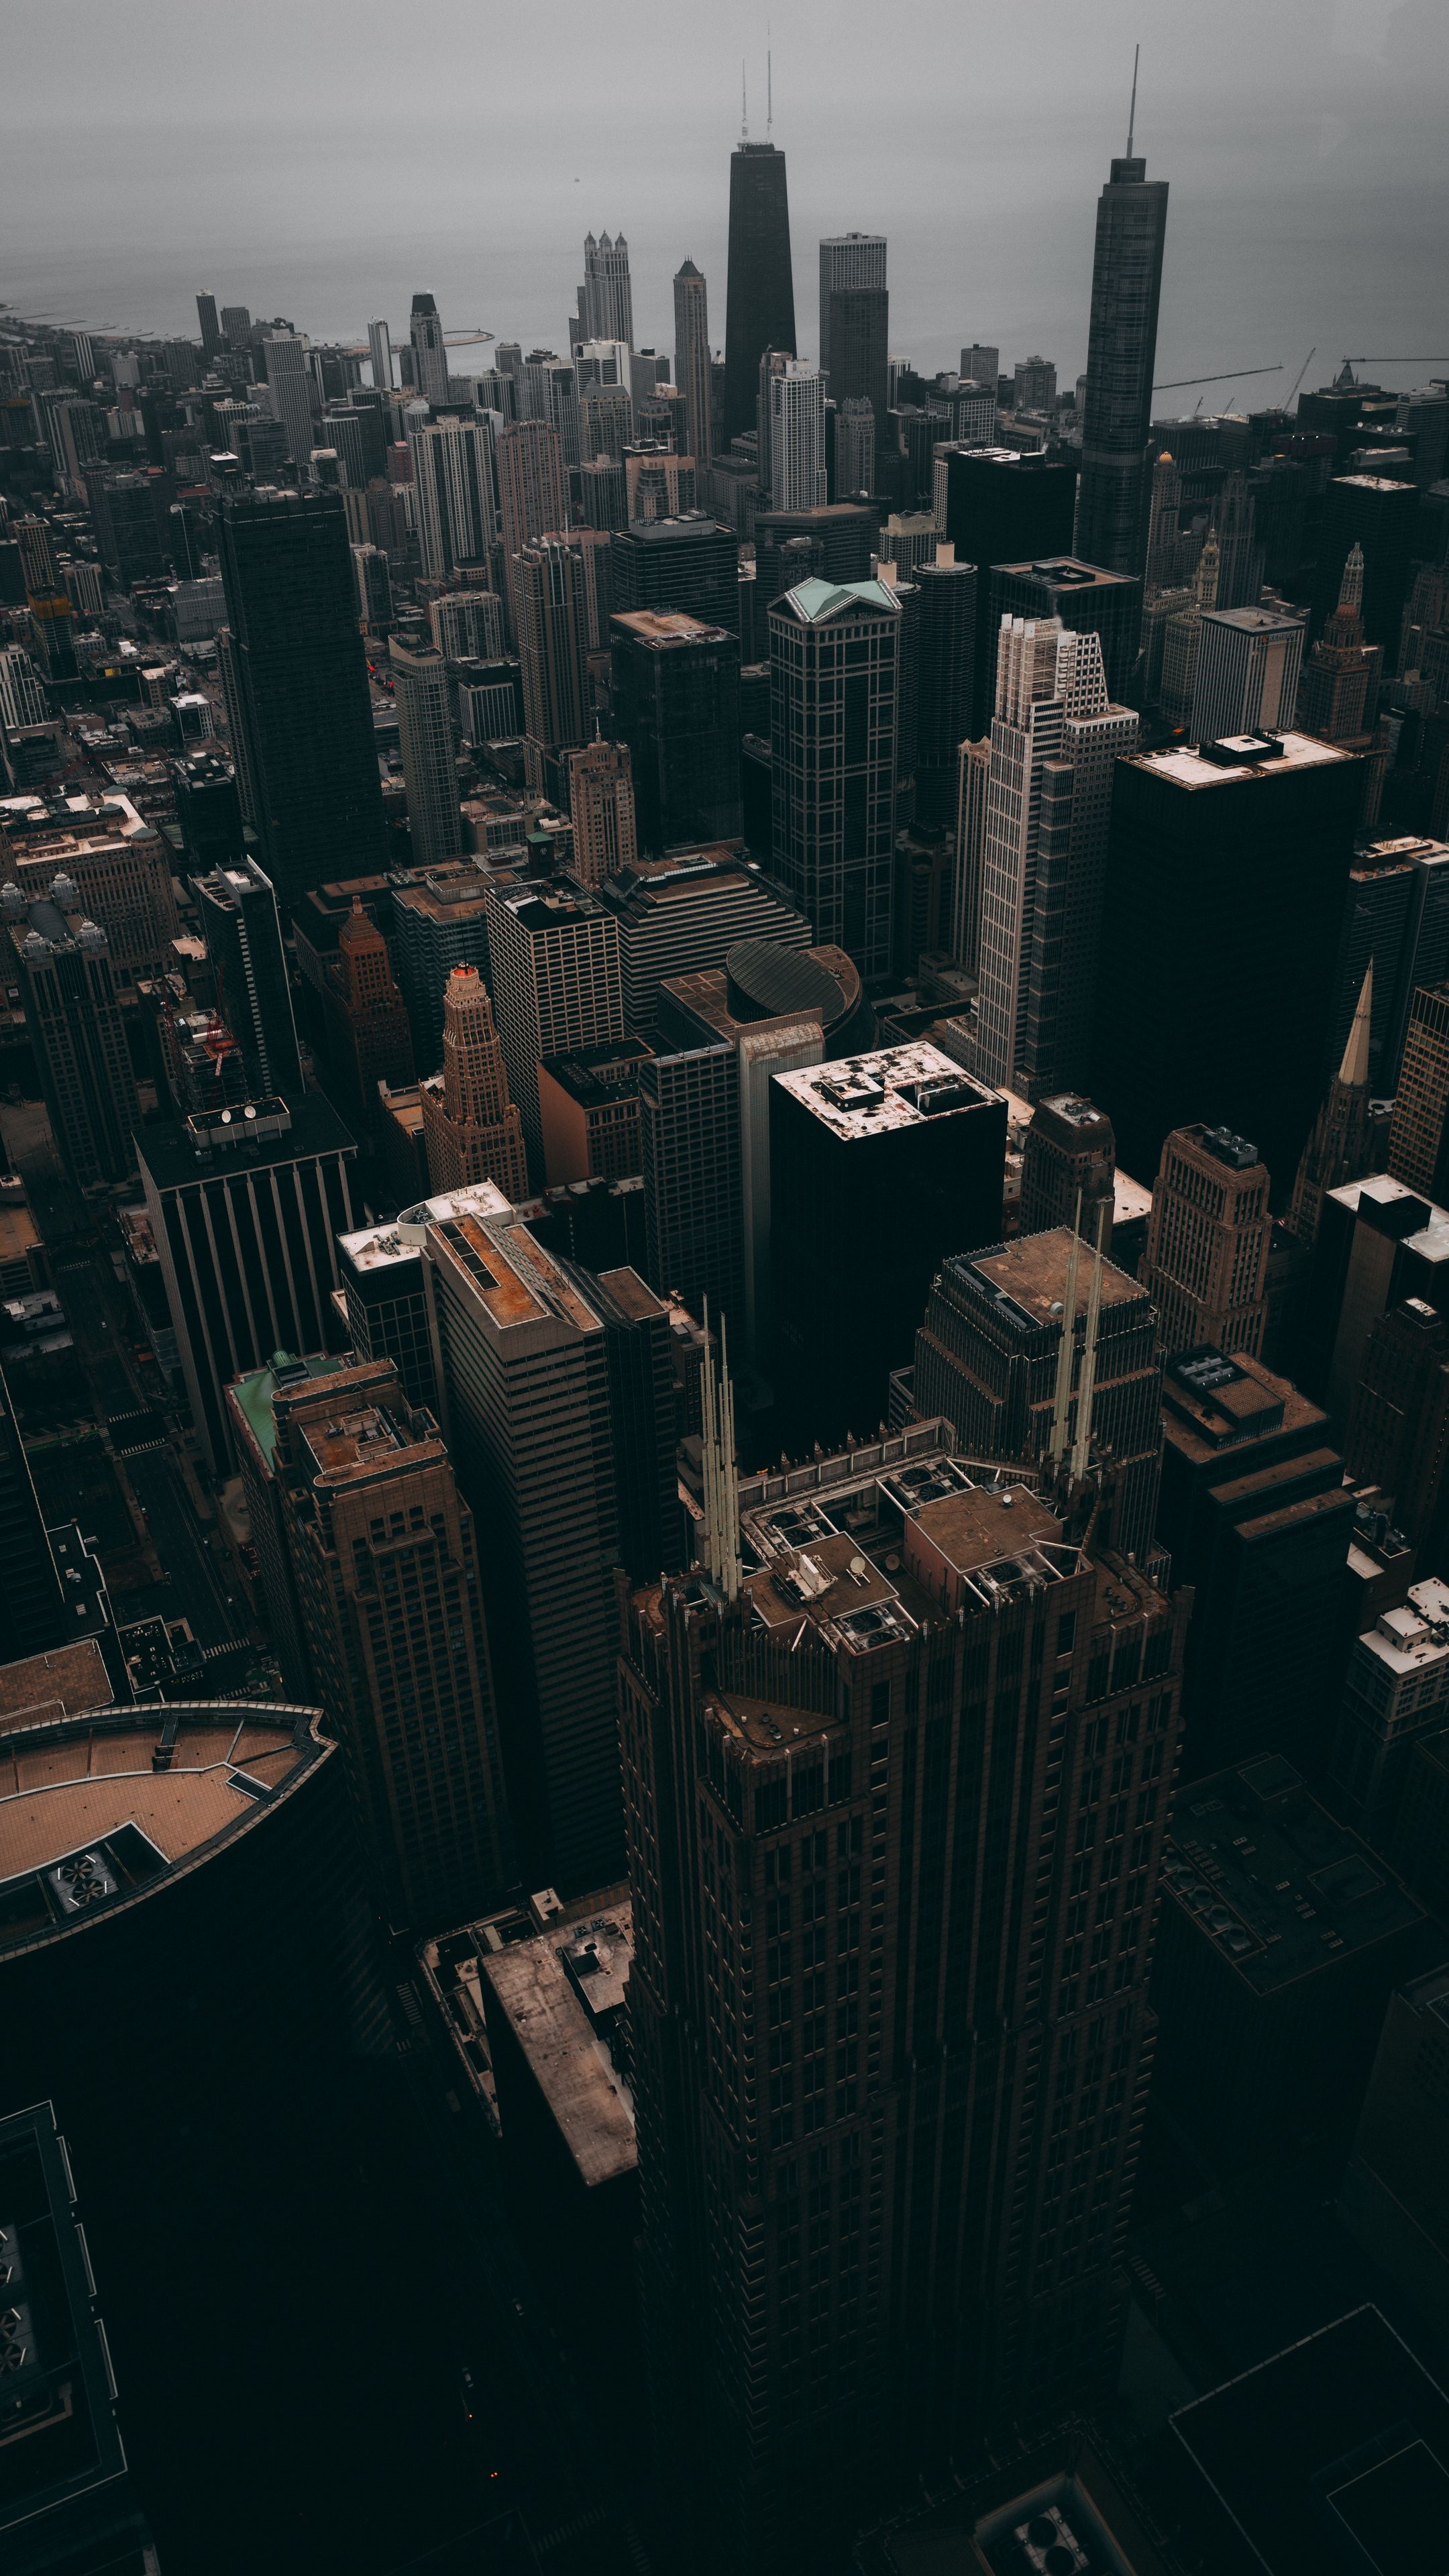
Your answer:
[3,0,1447,391]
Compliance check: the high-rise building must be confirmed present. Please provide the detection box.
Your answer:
[261,328,317,466]
[1297,543,1383,743]
[1344,1297,1449,1570]
[1013,354,1058,415]
[1312,473,1418,652]
[408,290,449,406]
[248,1352,513,1928]
[960,339,1000,389]
[515,537,590,760]
[0,643,48,733]
[910,1226,1163,1561]
[409,413,497,581]
[753,502,881,612]
[621,1421,1188,2566]
[1140,1123,1272,1361]
[368,317,393,392]
[0,789,180,984]
[818,234,887,389]
[486,877,624,1170]
[1289,967,1376,1244]
[771,1042,1006,1440]
[1158,531,1221,726]
[986,556,1141,714]
[912,548,979,828]
[429,588,506,661]
[496,418,570,628]
[608,514,740,636]
[971,619,1138,1097]
[611,608,743,856]
[1190,605,1305,747]
[538,1036,650,1185]
[599,849,810,1038]
[1073,146,1169,575]
[769,576,902,983]
[673,259,712,466]
[1389,982,1449,1201]
[1020,1094,1116,1240]
[568,736,637,885]
[328,895,415,1124]
[1157,1348,1353,1780]
[577,232,634,350]
[639,1042,744,1328]
[767,359,827,512]
[1094,733,1362,1191]
[723,138,796,445]
[421,1201,676,1887]
[352,539,392,631]
[5,890,136,1189]
[421,964,529,1199]
[217,487,387,910]
[138,1092,356,1470]
[191,857,303,1102]
[834,397,877,500]
[197,289,221,357]
[390,637,461,867]
[823,283,888,436]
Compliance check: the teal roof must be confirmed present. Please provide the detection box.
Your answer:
[229,1350,346,1466]
[782,577,902,623]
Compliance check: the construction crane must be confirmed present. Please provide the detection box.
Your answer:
[1286,346,1316,407]
[1152,364,1283,392]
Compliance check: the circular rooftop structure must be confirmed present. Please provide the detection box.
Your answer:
[725,938,863,1040]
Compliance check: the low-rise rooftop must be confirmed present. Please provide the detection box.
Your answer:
[480,1898,636,2189]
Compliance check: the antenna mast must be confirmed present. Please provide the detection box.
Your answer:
[741,60,748,140]
[1048,1194,1083,1466]
[767,43,773,135]
[1070,1199,1110,1483]
[1127,42,1140,156]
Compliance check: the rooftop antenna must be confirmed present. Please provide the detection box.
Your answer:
[767,38,773,136]
[741,60,749,141]
[1071,1198,1111,1483]
[700,1297,741,1603]
[1127,42,1140,157]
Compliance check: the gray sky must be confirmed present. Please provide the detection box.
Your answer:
[3,0,1447,392]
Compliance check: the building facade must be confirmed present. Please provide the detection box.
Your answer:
[769,576,902,985]
[421,963,529,1201]
[1140,1123,1272,1360]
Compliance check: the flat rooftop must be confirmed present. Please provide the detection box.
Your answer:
[298,1399,425,1483]
[1129,729,1356,790]
[538,1037,653,1108]
[1162,1758,1424,1992]
[136,1087,354,1191]
[481,1900,637,2189]
[227,1348,347,1465]
[610,609,724,646]
[966,1228,1145,1330]
[0,1703,325,1956]
[773,1042,1000,1140]
[996,555,1137,591]
[0,1638,111,1725]
[1161,1350,1327,1455]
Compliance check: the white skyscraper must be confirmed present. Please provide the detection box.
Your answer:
[0,645,48,733]
[408,416,498,581]
[1190,606,1305,748]
[973,618,1138,1093]
[768,360,827,511]
[429,590,506,661]
[390,639,462,870]
[262,332,317,472]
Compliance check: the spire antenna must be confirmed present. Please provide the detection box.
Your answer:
[741,60,748,140]
[1127,42,1140,157]
[767,39,773,135]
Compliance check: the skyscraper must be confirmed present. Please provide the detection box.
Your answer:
[672,259,712,465]
[723,138,796,445]
[1020,1093,1117,1240]
[1158,531,1221,726]
[368,317,393,392]
[261,329,317,468]
[429,589,506,661]
[622,1421,1188,2566]
[1312,474,1418,652]
[818,233,887,397]
[971,619,1138,1097]
[935,449,1079,730]
[609,515,740,634]
[196,290,221,358]
[486,878,624,1170]
[1140,1123,1272,1361]
[216,487,387,909]
[568,736,638,884]
[1094,733,1362,1190]
[834,398,877,500]
[767,360,827,511]
[421,964,529,1199]
[5,892,137,1189]
[390,636,461,867]
[1297,545,1383,743]
[639,1044,744,1327]
[409,414,498,581]
[986,556,1141,714]
[496,417,570,628]
[578,232,635,350]
[611,609,743,855]
[409,290,449,406]
[1389,983,1449,1201]
[1073,133,1169,576]
[191,857,303,1102]
[1189,604,1305,747]
[515,537,591,760]
[332,896,415,1122]
[769,576,902,982]
[257,1352,513,1928]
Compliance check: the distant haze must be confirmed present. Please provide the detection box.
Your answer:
[3,0,1447,403]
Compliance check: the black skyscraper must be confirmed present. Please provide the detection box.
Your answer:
[1074,148,1169,577]
[174,749,245,870]
[0,1364,66,1664]
[193,857,303,1101]
[609,515,740,634]
[611,610,743,853]
[723,141,796,445]
[937,449,1079,731]
[217,488,388,913]
[825,284,889,428]
[913,555,978,826]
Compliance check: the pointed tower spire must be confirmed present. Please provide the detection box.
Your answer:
[1127,42,1140,156]
[1340,958,1374,1089]
[1195,530,1221,610]
[1049,1193,1084,1466]
[700,1300,741,1602]
[1070,1199,1110,1484]
[1338,541,1365,616]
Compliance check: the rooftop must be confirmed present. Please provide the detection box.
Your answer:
[538,1036,653,1110]
[610,608,726,647]
[227,1348,347,1466]
[1357,1576,1449,1679]
[1130,729,1356,790]
[966,1228,1145,1332]
[136,1087,355,1191]
[480,1899,637,2188]
[1161,1350,1328,1455]
[297,1399,426,1483]
[0,1639,111,1725]
[996,555,1138,592]
[773,1042,1002,1140]
[0,1701,327,1958]
[1161,1758,1424,1992]
[776,576,902,624]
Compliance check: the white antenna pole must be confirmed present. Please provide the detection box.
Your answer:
[1127,42,1140,156]
[741,61,749,140]
[1049,1193,1083,1466]
[767,42,773,135]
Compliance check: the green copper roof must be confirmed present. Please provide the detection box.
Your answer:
[782,577,902,623]
[229,1349,346,1466]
